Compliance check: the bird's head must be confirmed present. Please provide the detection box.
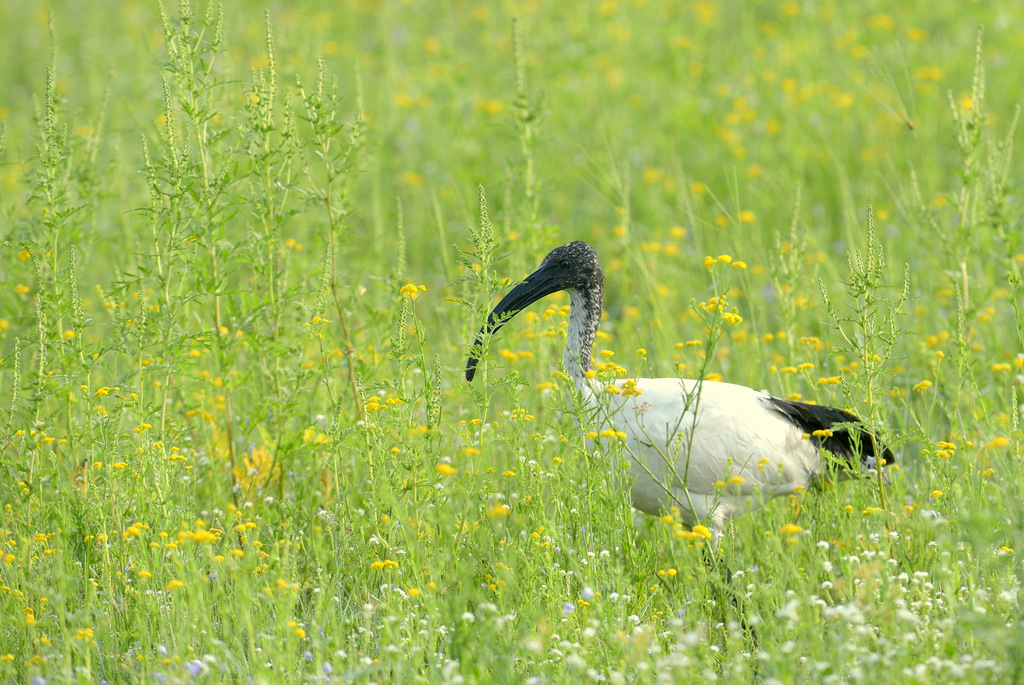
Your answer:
[465,241,604,382]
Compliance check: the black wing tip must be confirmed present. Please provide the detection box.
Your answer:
[465,339,482,382]
[766,396,895,468]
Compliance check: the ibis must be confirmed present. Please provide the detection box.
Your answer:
[465,241,893,536]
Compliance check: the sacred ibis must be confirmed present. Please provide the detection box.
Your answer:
[465,241,893,536]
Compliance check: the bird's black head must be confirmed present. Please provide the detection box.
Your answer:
[465,241,604,382]
[535,241,604,293]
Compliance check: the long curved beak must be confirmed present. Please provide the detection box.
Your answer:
[465,265,563,381]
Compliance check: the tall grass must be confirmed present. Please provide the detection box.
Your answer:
[1,1,1023,682]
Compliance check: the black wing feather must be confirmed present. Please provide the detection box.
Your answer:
[764,397,895,470]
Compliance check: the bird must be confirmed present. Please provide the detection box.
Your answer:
[465,240,894,537]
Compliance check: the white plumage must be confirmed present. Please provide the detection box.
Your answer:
[581,376,822,530]
[466,241,892,535]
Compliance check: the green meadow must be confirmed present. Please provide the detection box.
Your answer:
[2,0,1024,681]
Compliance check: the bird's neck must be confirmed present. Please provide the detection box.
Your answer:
[564,286,603,393]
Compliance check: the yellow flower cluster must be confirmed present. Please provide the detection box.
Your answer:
[675,525,714,542]
[698,295,725,312]
[702,254,747,269]
[399,283,427,298]
[364,396,405,413]
[721,312,743,325]
[620,379,642,397]
[591,360,627,377]
[487,503,511,518]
